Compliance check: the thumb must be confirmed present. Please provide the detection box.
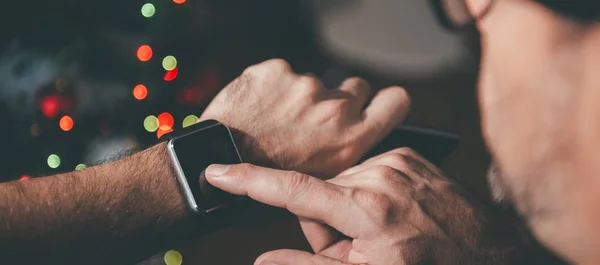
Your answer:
[254,249,349,265]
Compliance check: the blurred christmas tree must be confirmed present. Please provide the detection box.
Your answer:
[0,0,325,182]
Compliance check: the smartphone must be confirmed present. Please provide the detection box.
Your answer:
[166,121,243,214]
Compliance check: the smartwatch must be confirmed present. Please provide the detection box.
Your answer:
[166,120,243,214]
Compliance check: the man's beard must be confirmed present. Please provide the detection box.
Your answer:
[487,161,515,206]
[486,159,561,222]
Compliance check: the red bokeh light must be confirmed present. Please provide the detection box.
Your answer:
[137,45,153,62]
[59,116,74,131]
[19,175,31,181]
[173,0,186,3]
[41,96,60,118]
[164,68,179,81]
[157,112,174,128]
[133,84,148,100]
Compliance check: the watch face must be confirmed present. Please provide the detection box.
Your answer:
[170,122,242,212]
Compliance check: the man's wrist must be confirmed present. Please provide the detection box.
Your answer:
[227,127,277,168]
[126,143,211,243]
[144,142,190,218]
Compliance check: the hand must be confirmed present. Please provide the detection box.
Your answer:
[200,59,410,177]
[205,148,531,265]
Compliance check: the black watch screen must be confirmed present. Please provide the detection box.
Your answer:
[169,121,243,213]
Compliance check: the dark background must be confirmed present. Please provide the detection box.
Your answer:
[0,0,492,264]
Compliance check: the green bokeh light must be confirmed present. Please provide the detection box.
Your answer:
[144,115,159,132]
[182,115,198,128]
[164,250,182,265]
[141,3,155,18]
[47,154,61,169]
[75,164,87,171]
[162,56,177,71]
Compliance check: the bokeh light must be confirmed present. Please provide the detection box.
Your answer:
[75,164,87,171]
[19,175,31,181]
[144,115,159,132]
[133,84,148,100]
[157,125,174,139]
[182,115,198,128]
[41,96,60,118]
[173,0,186,4]
[158,112,174,128]
[162,56,177,71]
[164,250,183,265]
[141,3,156,18]
[164,68,179,81]
[47,154,61,169]
[137,45,153,62]
[59,116,74,132]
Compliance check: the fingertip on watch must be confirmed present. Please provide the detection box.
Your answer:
[205,164,231,177]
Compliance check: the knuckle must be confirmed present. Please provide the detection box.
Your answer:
[381,153,409,167]
[235,163,256,177]
[283,170,313,199]
[394,147,419,158]
[243,58,292,77]
[263,58,292,72]
[336,145,359,166]
[296,75,323,93]
[327,99,352,115]
[369,165,403,183]
[315,100,352,125]
[352,189,395,225]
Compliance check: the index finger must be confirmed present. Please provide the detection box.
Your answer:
[205,163,359,237]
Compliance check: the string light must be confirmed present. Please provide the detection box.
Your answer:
[137,45,153,62]
[182,115,198,128]
[162,55,177,71]
[144,115,159,132]
[75,164,87,171]
[19,175,31,181]
[59,116,74,131]
[164,250,183,265]
[164,68,179,81]
[141,3,156,18]
[133,84,148,100]
[47,154,61,169]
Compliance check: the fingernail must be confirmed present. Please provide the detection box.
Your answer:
[206,164,231,176]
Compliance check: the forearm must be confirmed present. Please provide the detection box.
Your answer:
[0,143,199,265]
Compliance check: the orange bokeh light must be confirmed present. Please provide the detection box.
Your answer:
[59,116,74,131]
[137,45,153,62]
[157,112,174,128]
[164,68,179,81]
[19,175,31,181]
[133,84,148,100]
[173,0,186,4]
[157,125,173,139]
